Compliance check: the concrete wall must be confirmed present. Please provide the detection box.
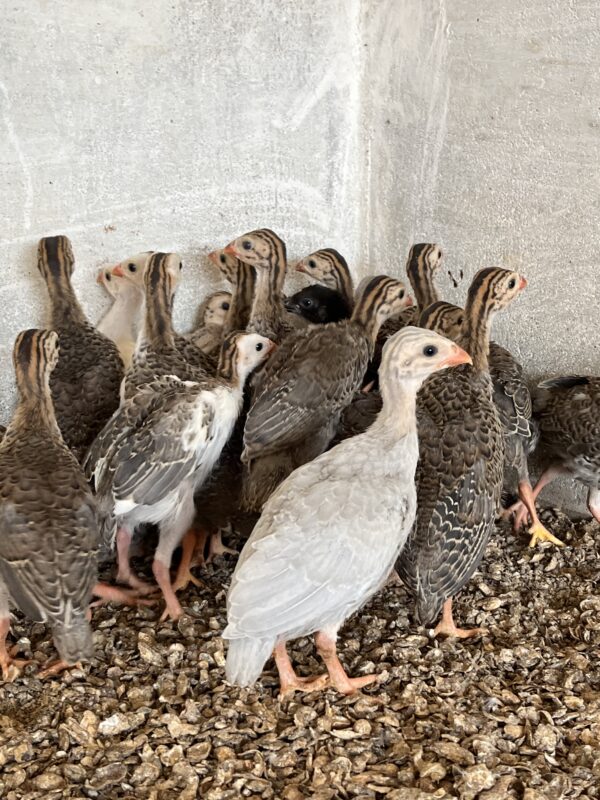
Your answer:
[1,1,598,509]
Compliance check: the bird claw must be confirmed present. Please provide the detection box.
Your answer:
[501,500,530,532]
[1,655,33,682]
[430,622,487,640]
[331,672,381,695]
[38,659,83,679]
[159,601,184,623]
[206,530,238,564]
[91,583,158,609]
[172,569,206,594]
[528,522,564,548]
[277,673,330,701]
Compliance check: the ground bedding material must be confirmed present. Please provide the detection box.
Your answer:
[0,510,599,799]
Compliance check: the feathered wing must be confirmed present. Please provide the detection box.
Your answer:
[227,444,409,644]
[398,369,504,625]
[489,342,536,472]
[51,322,123,457]
[87,376,215,510]
[0,499,98,625]
[243,324,369,460]
[533,377,600,480]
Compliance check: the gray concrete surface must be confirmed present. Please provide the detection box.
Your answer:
[1,1,598,512]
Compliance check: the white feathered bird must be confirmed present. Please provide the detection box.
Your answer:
[96,253,153,367]
[223,326,472,696]
[86,330,274,621]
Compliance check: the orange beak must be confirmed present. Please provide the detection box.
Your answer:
[207,250,219,265]
[295,261,307,274]
[223,243,238,257]
[404,294,413,308]
[440,344,472,368]
[96,271,104,285]
[112,264,125,278]
[519,276,528,290]
[266,340,277,355]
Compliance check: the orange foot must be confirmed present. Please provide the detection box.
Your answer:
[430,598,487,639]
[91,582,158,609]
[273,642,329,700]
[278,673,330,701]
[315,632,382,695]
[173,528,208,593]
[38,659,82,679]
[206,528,238,565]
[0,649,33,682]
[0,619,33,681]
[154,561,184,622]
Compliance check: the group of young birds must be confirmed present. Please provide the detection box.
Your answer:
[0,230,597,696]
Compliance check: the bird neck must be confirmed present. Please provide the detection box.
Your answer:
[248,263,286,341]
[45,271,87,327]
[459,294,494,373]
[225,261,256,334]
[351,295,383,349]
[14,370,59,433]
[216,348,243,390]
[334,267,354,309]
[143,284,176,348]
[373,375,420,440]
[98,287,143,342]
[407,258,438,310]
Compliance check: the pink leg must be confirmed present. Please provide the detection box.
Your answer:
[0,617,32,681]
[511,466,565,531]
[315,631,379,695]
[154,559,184,622]
[273,642,329,700]
[588,488,600,524]
[115,528,155,594]
[432,598,486,639]
[91,582,157,608]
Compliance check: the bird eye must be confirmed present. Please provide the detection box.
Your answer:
[242,240,252,251]
[308,259,316,269]
[219,253,226,264]
[399,289,405,298]
[106,273,111,281]
[255,342,264,352]
[128,263,137,273]
[424,345,437,357]
[302,298,313,307]
[178,262,183,271]
[222,301,230,310]
[508,278,516,289]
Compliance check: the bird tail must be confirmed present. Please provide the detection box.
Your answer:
[52,618,94,664]
[225,636,274,687]
[241,455,293,513]
[533,375,590,414]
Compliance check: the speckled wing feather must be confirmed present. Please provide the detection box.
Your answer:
[332,390,382,444]
[0,436,98,625]
[533,376,600,483]
[243,323,370,460]
[50,320,123,459]
[489,341,537,470]
[87,376,216,509]
[175,335,218,373]
[397,367,504,625]
[123,339,214,400]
